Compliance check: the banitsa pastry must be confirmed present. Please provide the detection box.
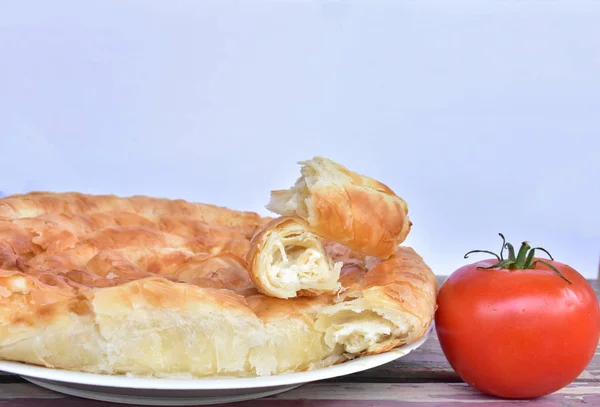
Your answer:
[0,161,436,378]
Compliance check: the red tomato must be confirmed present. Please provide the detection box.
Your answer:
[435,234,600,399]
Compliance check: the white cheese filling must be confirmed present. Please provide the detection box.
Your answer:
[271,241,324,286]
[324,313,395,354]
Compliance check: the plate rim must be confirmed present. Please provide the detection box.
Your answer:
[23,378,306,406]
[0,326,431,390]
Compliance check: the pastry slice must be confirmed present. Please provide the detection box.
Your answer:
[314,247,438,355]
[266,157,412,259]
[247,216,342,299]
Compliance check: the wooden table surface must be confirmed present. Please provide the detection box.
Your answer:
[1,279,598,407]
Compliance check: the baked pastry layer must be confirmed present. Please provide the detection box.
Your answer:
[267,157,412,259]
[0,191,436,378]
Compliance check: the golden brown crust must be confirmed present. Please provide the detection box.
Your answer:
[0,190,435,378]
[0,192,266,234]
[266,157,412,259]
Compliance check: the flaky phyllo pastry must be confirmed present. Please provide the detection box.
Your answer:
[0,157,437,378]
[247,216,343,299]
[267,157,413,259]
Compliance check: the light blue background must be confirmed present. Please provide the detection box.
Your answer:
[1,1,598,277]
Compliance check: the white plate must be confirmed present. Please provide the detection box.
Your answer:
[0,328,431,406]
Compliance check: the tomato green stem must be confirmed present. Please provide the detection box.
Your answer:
[524,247,536,268]
[515,241,530,269]
[498,233,506,260]
[504,242,516,263]
[534,260,571,284]
[464,234,572,284]
[533,247,554,260]
[464,250,501,261]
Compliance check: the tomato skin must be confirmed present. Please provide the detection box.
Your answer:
[435,258,600,399]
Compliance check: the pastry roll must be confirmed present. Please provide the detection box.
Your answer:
[266,157,412,259]
[247,216,342,299]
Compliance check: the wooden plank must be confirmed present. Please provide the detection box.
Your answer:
[0,383,63,399]
[1,382,600,406]
[274,382,600,404]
